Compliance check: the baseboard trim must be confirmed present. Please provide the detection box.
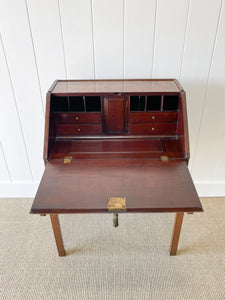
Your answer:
[195,181,225,197]
[0,181,224,198]
[0,182,39,198]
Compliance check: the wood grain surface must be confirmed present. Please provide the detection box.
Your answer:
[31,159,202,214]
[52,79,181,95]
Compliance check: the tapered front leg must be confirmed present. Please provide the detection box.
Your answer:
[170,212,184,256]
[50,214,66,256]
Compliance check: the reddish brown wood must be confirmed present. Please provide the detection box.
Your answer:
[130,112,177,123]
[31,159,202,214]
[54,112,102,124]
[34,79,201,214]
[50,214,66,256]
[68,138,162,153]
[52,79,181,95]
[170,212,184,255]
[48,138,185,160]
[56,124,102,136]
[43,80,59,163]
[174,79,185,91]
[31,79,203,256]
[177,91,190,161]
[43,92,51,163]
[104,97,128,133]
[124,97,129,132]
[161,138,183,155]
[44,97,56,162]
[129,123,177,135]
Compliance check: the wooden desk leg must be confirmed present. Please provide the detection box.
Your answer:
[170,212,184,256]
[50,214,66,256]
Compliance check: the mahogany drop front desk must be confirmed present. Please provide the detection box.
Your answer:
[31,79,203,256]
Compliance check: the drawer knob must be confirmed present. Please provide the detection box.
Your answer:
[152,127,155,131]
[152,116,155,120]
[77,128,81,132]
[75,117,79,120]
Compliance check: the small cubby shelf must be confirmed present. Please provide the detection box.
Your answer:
[130,95,179,112]
[51,95,101,113]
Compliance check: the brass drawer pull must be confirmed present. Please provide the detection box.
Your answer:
[77,128,81,132]
[75,117,79,120]
[152,116,155,120]
[152,127,155,131]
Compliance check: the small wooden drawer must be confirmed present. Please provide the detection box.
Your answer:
[130,112,177,123]
[129,123,177,135]
[56,124,102,136]
[54,113,102,124]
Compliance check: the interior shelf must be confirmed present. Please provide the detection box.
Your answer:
[51,94,179,113]
[130,95,179,112]
[163,95,179,111]
[49,138,183,160]
[52,95,101,112]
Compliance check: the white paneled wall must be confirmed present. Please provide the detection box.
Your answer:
[26,0,66,101]
[124,0,156,78]
[152,0,190,78]
[93,0,124,78]
[0,0,224,197]
[60,0,95,78]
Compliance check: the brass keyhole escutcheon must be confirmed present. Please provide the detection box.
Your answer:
[107,197,126,211]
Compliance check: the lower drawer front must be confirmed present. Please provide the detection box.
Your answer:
[56,124,102,136]
[129,123,176,135]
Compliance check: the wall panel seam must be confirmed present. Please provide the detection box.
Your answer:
[90,0,96,79]
[25,0,44,114]
[179,0,191,79]
[0,142,12,182]
[0,34,34,181]
[123,0,125,79]
[58,0,68,79]
[151,0,158,78]
[211,0,225,182]
[190,0,224,174]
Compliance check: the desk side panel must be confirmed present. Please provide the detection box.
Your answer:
[177,91,190,161]
[43,81,58,162]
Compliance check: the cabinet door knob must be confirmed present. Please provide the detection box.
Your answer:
[152,127,155,131]
[77,128,81,132]
[76,116,79,120]
[152,116,155,120]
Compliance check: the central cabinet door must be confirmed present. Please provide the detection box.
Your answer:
[104,96,128,134]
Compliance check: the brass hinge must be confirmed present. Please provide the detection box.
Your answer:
[108,197,126,212]
[161,156,169,162]
[64,156,72,163]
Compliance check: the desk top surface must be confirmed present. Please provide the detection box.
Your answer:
[51,79,181,95]
[31,159,202,214]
